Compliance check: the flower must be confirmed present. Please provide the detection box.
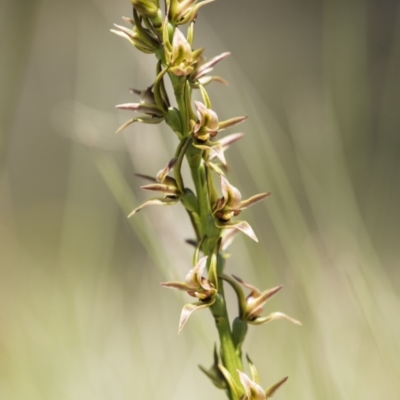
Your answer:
[166,28,204,77]
[111,13,160,54]
[218,357,289,400]
[232,275,302,326]
[194,132,245,177]
[128,158,181,217]
[212,175,270,242]
[114,85,166,134]
[190,51,231,86]
[190,101,247,142]
[238,370,289,399]
[160,256,218,332]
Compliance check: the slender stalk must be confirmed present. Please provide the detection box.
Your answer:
[172,73,243,390]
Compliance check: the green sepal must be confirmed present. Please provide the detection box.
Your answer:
[208,252,218,290]
[184,80,197,121]
[187,21,195,46]
[198,345,227,390]
[199,84,211,109]
[153,62,168,114]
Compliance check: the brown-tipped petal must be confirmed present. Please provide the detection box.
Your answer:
[221,229,240,251]
[135,173,157,182]
[112,24,134,38]
[250,312,302,326]
[156,158,178,182]
[115,116,164,134]
[160,281,193,291]
[208,143,226,165]
[115,117,142,134]
[180,0,216,23]
[208,161,226,176]
[237,370,253,400]
[231,274,263,297]
[127,197,178,217]
[238,370,266,400]
[265,376,288,398]
[193,143,226,165]
[197,258,210,290]
[129,88,142,96]
[247,285,283,317]
[218,132,245,150]
[198,76,229,86]
[220,175,242,209]
[110,29,134,44]
[140,183,179,195]
[196,52,231,78]
[240,192,271,209]
[218,116,247,131]
[178,301,212,333]
[136,116,165,124]
[217,220,258,242]
[115,102,161,115]
[122,16,134,24]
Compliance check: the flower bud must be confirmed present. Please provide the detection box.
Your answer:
[111,22,159,54]
[131,0,159,18]
[169,0,215,25]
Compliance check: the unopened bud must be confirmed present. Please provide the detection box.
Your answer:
[131,0,159,18]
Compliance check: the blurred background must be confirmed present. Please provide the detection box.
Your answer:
[1,0,400,399]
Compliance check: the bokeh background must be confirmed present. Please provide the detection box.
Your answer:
[1,0,400,399]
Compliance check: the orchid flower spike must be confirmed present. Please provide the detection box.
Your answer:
[232,275,302,326]
[160,256,218,332]
[190,101,247,142]
[212,175,270,242]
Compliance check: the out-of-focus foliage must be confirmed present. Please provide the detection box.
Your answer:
[1,0,399,399]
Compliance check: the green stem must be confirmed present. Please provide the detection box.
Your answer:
[171,76,244,395]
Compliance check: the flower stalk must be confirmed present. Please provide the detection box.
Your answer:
[112,2,300,398]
